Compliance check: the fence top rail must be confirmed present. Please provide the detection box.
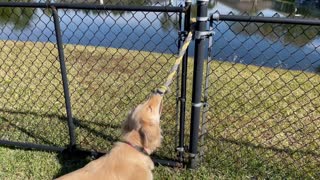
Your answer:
[0,2,185,13]
[210,13,320,26]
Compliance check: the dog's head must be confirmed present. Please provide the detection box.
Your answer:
[122,93,163,152]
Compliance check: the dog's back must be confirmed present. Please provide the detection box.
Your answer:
[57,143,154,180]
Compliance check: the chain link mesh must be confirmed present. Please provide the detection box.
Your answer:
[200,12,320,178]
[62,9,181,158]
[0,4,181,160]
[0,7,69,147]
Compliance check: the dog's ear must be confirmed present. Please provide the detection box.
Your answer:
[139,124,151,148]
[122,109,139,133]
[138,122,160,150]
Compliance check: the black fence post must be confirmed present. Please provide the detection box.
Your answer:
[188,0,208,168]
[52,7,76,148]
[177,0,192,162]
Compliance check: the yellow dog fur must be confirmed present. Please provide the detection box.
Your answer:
[56,93,163,180]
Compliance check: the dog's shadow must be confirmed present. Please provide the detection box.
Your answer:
[54,154,89,178]
[54,149,106,178]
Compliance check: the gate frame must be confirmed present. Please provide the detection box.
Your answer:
[0,2,189,167]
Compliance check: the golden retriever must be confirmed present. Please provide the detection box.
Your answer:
[56,93,163,180]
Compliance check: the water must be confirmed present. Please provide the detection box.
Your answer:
[0,0,319,72]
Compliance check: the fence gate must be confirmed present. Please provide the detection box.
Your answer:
[0,1,192,167]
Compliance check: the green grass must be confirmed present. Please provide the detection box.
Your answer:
[200,61,320,179]
[0,40,319,179]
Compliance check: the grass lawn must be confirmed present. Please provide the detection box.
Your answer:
[0,40,319,179]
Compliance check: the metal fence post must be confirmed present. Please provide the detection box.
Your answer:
[177,0,192,162]
[52,7,76,148]
[188,0,208,168]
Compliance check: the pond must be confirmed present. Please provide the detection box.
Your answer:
[0,0,319,72]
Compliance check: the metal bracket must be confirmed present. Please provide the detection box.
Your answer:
[211,13,220,21]
[208,28,214,48]
[176,147,185,152]
[194,30,214,40]
[192,102,203,107]
[192,101,208,107]
[197,17,209,22]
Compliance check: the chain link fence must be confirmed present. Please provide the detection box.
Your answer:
[0,2,184,161]
[1,0,320,177]
[200,12,320,178]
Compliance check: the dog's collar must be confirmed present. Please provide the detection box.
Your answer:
[119,140,149,156]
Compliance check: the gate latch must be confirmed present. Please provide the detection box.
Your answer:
[194,30,214,40]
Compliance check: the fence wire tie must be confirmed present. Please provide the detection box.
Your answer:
[179,97,186,103]
[192,101,208,108]
[189,153,197,158]
[202,101,208,108]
